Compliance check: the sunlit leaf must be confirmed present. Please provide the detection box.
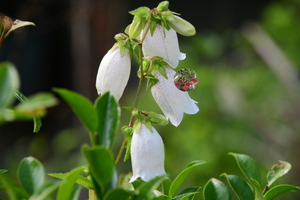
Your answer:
[229,153,261,186]
[169,160,205,197]
[250,179,263,200]
[29,181,61,200]
[135,175,168,200]
[266,161,291,187]
[48,172,93,189]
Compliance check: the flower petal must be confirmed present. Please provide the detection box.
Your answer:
[151,67,199,126]
[130,124,166,182]
[96,47,131,101]
[142,26,184,68]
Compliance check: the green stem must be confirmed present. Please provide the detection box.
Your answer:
[115,43,146,165]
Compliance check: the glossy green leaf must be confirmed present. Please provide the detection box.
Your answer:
[136,175,168,200]
[203,178,230,200]
[173,192,198,200]
[57,166,84,200]
[154,195,172,200]
[169,160,205,197]
[0,169,7,173]
[103,188,132,200]
[264,184,300,200]
[250,179,263,200]
[229,153,261,185]
[53,88,98,134]
[221,173,254,200]
[29,181,61,200]
[48,172,93,189]
[82,145,115,197]
[266,161,291,187]
[17,157,45,195]
[94,92,120,148]
[0,62,19,109]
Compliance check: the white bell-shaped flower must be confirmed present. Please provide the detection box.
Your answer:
[142,25,186,68]
[130,124,166,182]
[151,67,199,126]
[96,46,131,101]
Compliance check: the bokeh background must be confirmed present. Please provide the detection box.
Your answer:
[1,0,300,199]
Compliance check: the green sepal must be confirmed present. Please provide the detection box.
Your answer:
[129,6,151,18]
[146,111,168,126]
[146,74,159,91]
[157,1,170,12]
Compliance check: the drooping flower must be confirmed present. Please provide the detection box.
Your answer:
[130,124,166,182]
[151,67,199,127]
[95,46,131,101]
[142,25,185,68]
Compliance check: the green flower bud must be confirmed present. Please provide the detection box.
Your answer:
[167,15,196,36]
[128,16,145,39]
[157,1,170,12]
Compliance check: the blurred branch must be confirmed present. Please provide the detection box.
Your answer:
[242,21,300,101]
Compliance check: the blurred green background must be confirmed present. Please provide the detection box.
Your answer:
[1,0,300,199]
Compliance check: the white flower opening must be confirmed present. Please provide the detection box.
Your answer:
[130,124,166,182]
[142,25,185,68]
[151,67,199,126]
[95,46,131,101]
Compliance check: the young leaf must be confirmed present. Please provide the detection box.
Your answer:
[135,175,168,200]
[94,92,120,148]
[229,153,261,186]
[168,160,205,197]
[17,157,45,195]
[53,88,98,135]
[221,173,254,200]
[82,145,115,197]
[263,184,300,200]
[56,166,84,200]
[48,172,93,189]
[203,178,230,200]
[0,62,19,109]
[103,188,132,200]
[29,181,61,200]
[250,179,263,200]
[266,161,291,187]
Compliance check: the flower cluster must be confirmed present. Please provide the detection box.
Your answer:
[95,1,198,182]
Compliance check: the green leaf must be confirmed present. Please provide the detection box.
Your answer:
[17,157,45,195]
[266,161,291,187]
[250,179,263,200]
[154,195,172,200]
[176,186,201,200]
[48,172,93,189]
[57,166,84,200]
[103,188,132,200]
[53,88,98,134]
[29,181,61,200]
[136,175,168,200]
[82,145,115,197]
[0,62,19,109]
[263,184,300,200]
[203,178,230,200]
[14,90,43,132]
[221,173,254,200]
[69,185,82,200]
[169,160,205,197]
[173,192,198,200]
[0,169,7,173]
[94,92,120,148]
[229,153,261,186]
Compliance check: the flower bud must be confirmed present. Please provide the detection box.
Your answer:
[167,15,196,36]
